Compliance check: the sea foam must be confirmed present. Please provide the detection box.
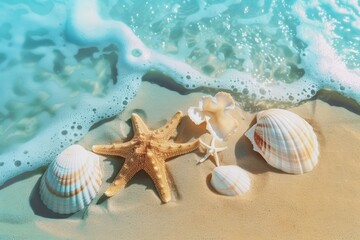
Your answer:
[0,0,359,186]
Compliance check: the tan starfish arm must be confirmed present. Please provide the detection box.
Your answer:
[92,141,134,158]
[131,113,150,136]
[153,139,199,160]
[153,111,183,140]
[105,157,140,197]
[144,156,171,203]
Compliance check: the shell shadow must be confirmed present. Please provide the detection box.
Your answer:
[29,176,73,219]
[235,121,284,175]
[205,173,219,195]
[0,167,43,190]
[175,115,207,142]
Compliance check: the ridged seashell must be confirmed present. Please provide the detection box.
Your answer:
[40,144,102,214]
[210,165,251,196]
[245,109,319,174]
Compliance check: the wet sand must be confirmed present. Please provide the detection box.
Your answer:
[0,81,359,239]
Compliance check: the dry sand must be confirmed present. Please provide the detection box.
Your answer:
[0,81,359,239]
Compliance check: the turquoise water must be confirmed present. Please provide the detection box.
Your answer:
[0,0,359,185]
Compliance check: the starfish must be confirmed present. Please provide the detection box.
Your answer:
[92,111,199,203]
[198,137,227,167]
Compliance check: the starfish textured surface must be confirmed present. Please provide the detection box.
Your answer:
[92,111,199,203]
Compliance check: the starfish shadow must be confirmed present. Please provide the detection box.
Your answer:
[97,158,183,205]
[165,165,182,201]
[96,194,110,205]
[96,161,163,205]
[103,157,124,183]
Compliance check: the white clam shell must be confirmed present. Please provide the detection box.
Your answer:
[40,144,102,214]
[210,165,251,196]
[245,109,319,174]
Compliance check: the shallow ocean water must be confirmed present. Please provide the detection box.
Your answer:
[0,0,359,186]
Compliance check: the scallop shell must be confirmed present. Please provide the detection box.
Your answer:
[210,165,251,196]
[245,109,319,174]
[40,144,102,214]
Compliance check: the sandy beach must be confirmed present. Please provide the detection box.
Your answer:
[1,81,360,240]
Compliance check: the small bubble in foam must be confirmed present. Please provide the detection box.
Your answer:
[14,160,21,167]
[77,125,82,130]
[0,162,4,167]
[131,48,142,57]
[61,130,68,135]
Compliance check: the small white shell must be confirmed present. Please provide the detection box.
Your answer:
[210,165,251,196]
[245,109,319,174]
[40,144,102,214]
